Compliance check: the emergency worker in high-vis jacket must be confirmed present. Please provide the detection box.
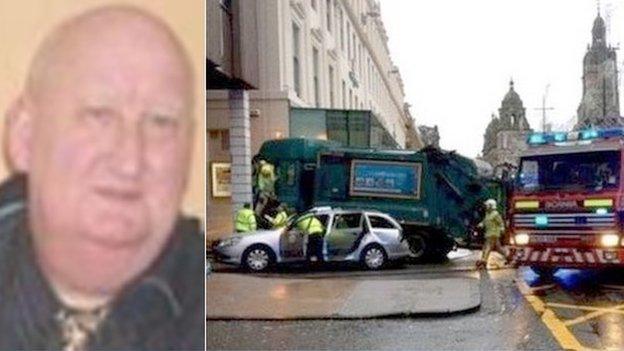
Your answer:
[266,205,289,229]
[235,203,257,233]
[295,213,325,262]
[257,160,276,197]
[255,160,277,216]
[476,199,507,269]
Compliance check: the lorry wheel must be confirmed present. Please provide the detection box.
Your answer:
[242,245,276,272]
[406,234,427,260]
[361,244,387,270]
[530,266,558,277]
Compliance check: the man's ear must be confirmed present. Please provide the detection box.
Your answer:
[4,96,33,173]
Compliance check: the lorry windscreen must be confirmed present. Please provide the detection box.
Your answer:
[516,150,620,193]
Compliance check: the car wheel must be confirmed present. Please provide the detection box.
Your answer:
[361,244,387,270]
[530,266,558,277]
[406,233,427,260]
[242,245,275,272]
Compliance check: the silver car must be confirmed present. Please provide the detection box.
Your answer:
[214,207,411,272]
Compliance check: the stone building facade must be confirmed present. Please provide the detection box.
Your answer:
[482,80,532,173]
[575,13,622,129]
[207,0,422,240]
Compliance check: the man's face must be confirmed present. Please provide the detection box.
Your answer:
[19,19,193,295]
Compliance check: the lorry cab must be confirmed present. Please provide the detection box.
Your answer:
[509,128,624,275]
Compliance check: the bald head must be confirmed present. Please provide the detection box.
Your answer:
[6,5,197,304]
[26,5,194,110]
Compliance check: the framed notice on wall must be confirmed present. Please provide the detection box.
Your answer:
[211,162,231,198]
[349,160,422,199]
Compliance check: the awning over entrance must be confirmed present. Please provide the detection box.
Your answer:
[207,59,255,90]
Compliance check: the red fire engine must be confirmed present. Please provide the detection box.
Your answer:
[508,128,624,276]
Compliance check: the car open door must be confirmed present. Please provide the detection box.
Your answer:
[279,225,306,262]
[325,212,365,259]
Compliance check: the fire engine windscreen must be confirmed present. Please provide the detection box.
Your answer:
[517,151,620,192]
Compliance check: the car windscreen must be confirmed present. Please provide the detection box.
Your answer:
[516,150,620,193]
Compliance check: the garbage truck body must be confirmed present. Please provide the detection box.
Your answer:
[257,138,504,260]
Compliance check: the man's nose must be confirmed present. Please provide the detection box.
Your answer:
[111,120,144,178]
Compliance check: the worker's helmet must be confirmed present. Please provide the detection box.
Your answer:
[484,199,497,209]
[259,159,267,166]
[260,165,272,176]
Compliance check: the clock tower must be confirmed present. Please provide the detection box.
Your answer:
[575,12,621,129]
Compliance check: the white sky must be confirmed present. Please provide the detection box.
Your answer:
[380,0,624,158]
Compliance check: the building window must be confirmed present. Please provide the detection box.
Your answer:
[220,130,230,150]
[313,47,320,107]
[357,43,361,75]
[338,7,344,51]
[329,65,335,108]
[326,0,332,32]
[209,129,229,151]
[359,44,363,76]
[292,22,301,97]
[342,80,346,108]
[346,22,351,59]
[349,89,353,108]
[367,57,371,89]
[352,33,357,64]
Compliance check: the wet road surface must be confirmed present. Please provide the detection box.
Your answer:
[519,268,624,350]
[207,252,624,350]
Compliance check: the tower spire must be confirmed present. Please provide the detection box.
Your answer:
[597,0,600,16]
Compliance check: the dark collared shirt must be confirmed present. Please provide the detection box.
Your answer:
[0,205,204,350]
[0,174,26,221]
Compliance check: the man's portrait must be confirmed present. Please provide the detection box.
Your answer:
[0,1,205,350]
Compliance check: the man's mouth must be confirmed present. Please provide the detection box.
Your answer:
[84,185,147,248]
[93,185,142,202]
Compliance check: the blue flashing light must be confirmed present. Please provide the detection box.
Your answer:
[553,132,567,142]
[528,133,546,145]
[595,208,609,215]
[535,215,548,226]
[599,128,624,138]
[580,129,599,140]
[526,127,624,146]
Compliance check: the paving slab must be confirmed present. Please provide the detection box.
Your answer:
[207,273,480,320]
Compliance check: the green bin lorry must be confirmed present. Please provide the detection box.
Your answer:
[256,138,506,260]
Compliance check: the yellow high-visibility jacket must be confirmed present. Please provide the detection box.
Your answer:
[479,210,504,238]
[296,215,324,236]
[235,208,257,233]
[257,164,276,194]
[269,211,289,228]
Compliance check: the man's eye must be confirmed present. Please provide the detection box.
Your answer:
[83,107,115,125]
[146,114,179,130]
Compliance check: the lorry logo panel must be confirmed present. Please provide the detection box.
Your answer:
[544,200,578,210]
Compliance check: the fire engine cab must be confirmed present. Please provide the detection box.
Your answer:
[508,128,624,276]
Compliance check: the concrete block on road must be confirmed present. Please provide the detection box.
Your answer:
[206,273,480,320]
[337,278,480,317]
